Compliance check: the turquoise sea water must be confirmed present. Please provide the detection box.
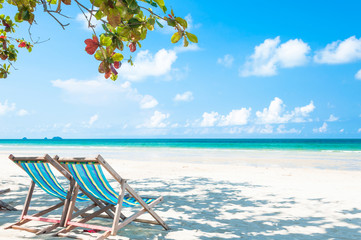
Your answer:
[0,139,360,151]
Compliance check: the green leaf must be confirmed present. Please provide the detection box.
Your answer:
[94,10,104,20]
[94,50,104,60]
[161,5,167,13]
[166,18,176,27]
[144,0,157,7]
[171,32,181,43]
[92,0,102,7]
[112,53,123,62]
[175,17,187,29]
[185,32,198,43]
[125,0,138,10]
[111,74,118,81]
[153,0,164,7]
[147,18,155,25]
[100,35,112,46]
[155,19,163,28]
[14,13,23,22]
[114,38,124,51]
[22,10,30,21]
[128,18,142,28]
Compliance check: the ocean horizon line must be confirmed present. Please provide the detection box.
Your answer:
[0,138,360,152]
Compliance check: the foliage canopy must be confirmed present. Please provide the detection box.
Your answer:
[0,0,197,80]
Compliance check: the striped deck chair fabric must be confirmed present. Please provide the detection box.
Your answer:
[6,154,92,236]
[64,162,154,207]
[54,155,169,239]
[16,161,88,202]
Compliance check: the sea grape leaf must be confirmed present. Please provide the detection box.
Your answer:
[185,32,198,43]
[112,53,123,62]
[175,17,187,29]
[171,32,181,43]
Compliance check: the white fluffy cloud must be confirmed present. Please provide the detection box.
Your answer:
[200,111,219,127]
[52,77,158,109]
[256,97,315,124]
[174,91,194,102]
[17,109,29,116]
[118,49,177,81]
[218,108,251,126]
[314,36,361,64]
[139,111,170,128]
[313,122,328,133]
[241,36,310,77]
[0,100,28,117]
[140,95,158,109]
[200,108,251,127]
[0,100,16,115]
[327,114,339,122]
[217,54,234,68]
[358,128,361,133]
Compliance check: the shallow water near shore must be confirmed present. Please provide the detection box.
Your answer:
[0,139,361,151]
[1,142,361,171]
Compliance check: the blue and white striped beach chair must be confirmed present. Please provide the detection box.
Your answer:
[52,155,169,239]
[6,154,89,235]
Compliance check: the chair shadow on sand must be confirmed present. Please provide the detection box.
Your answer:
[1,176,361,239]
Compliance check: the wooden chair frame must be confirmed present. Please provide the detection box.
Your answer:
[5,154,76,235]
[47,154,169,239]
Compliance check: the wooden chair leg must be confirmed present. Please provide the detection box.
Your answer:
[115,196,164,232]
[21,181,35,220]
[65,183,80,225]
[5,181,35,229]
[111,179,126,235]
[125,184,169,230]
[60,179,75,227]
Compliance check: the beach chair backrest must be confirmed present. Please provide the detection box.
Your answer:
[58,156,153,207]
[9,155,88,201]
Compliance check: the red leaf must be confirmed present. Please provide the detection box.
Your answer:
[18,42,26,48]
[92,35,99,45]
[98,62,105,73]
[113,61,121,69]
[105,70,111,79]
[0,54,7,60]
[129,42,136,52]
[84,38,99,55]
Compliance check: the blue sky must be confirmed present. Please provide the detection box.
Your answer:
[0,0,361,138]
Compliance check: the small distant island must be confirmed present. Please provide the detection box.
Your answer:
[21,137,63,140]
[51,136,63,140]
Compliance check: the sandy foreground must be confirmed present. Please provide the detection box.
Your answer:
[0,147,361,239]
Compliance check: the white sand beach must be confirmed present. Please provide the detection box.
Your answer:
[0,147,361,239]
